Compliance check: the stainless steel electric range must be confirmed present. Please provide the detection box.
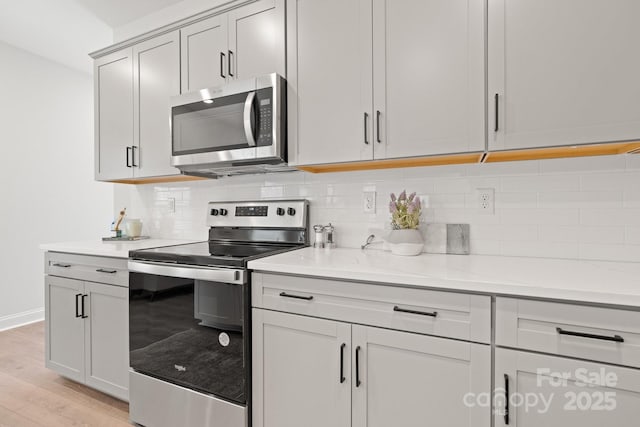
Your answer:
[127,200,309,427]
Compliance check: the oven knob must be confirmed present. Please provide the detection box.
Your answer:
[210,209,219,216]
[276,207,285,216]
[219,208,228,216]
[287,207,296,216]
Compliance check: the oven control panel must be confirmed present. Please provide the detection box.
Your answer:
[207,200,308,229]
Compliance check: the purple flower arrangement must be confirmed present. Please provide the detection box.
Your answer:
[389,190,421,230]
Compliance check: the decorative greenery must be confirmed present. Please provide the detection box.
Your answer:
[389,190,422,230]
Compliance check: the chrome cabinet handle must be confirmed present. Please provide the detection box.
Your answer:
[393,306,438,317]
[96,268,117,274]
[220,52,226,78]
[243,91,257,147]
[363,112,369,144]
[556,327,624,343]
[131,146,138,167]
[228,50,234,77]
[376,110,381,143]
[279,292,313,301]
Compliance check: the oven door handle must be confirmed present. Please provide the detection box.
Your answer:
[128,261,245,284]
[243,91,257,147]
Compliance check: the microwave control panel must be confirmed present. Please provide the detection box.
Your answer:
[256,88,273,146]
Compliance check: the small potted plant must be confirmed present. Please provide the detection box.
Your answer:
[387,191,424,256]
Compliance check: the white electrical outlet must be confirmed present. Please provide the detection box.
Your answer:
[168,197,176,213]
[477,188,495,214]
[363,191,376,213]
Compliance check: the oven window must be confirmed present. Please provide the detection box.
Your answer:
[129,272,247,404]
[172,92,251,155]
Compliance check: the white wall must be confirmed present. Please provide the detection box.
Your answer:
[0,0,112,74]
[0,41,113,330]
[114,154,640,263]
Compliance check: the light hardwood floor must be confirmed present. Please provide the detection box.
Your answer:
[0,321,130,426]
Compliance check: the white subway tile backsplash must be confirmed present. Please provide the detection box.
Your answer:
[502,174,581,193]
[537,191,623,209]
[540,155,626,174]
[579,243,640,263]
[121,155,640,262]
[500,208,579,226]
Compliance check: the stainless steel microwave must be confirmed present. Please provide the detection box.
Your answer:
[170,73,287,177]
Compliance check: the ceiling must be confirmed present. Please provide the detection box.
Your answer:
[74,0,185,28]
[0,0,185,74]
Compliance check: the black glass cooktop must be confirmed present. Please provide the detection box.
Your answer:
[129,241,300,268]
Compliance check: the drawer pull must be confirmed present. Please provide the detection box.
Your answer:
[393,306,438,318]
[53,263,71,268]
[556,327,624,343]
[279,292,313,301]
[339,343,346,384]
[96,268,117,274]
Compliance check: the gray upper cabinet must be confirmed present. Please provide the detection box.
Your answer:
[180,0,285,93]
[94,49,134,181]
[287,0,374,166]
[95,31,180,181]
[373,0,485,159]
[228,0,286,80]
[180,14,229,92]
[488,0,640,151]
[133,32,181,178]
[288,0,485,167]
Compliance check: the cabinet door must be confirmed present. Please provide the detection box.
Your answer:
[287,0,373,165]
[495,348,640,426]
[84,282,129,401]
[180,14,229,92]
[373,0,485,159]
[488,0,640,150]
[252,309,351,427]
[228,0,285,80]
[133,31,181,178]
[45,276,85,382]
[353,325,491,427]
[94,48,134,181]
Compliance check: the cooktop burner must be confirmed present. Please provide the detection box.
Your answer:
[130,241,301,268]
[129,200,309,268]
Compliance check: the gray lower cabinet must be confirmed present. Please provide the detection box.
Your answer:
[252,288,491,427]
[45,254,129,401]
[495,348,640,426]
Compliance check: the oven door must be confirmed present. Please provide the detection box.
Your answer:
[128,261,249,405]
[170,74,284,169]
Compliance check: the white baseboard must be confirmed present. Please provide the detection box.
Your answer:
[0,308,45,332]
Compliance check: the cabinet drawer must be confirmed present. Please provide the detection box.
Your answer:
[496,298,640,368]
[45,252,128,287]
[252,273,491,343]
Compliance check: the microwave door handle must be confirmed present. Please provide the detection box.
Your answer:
[243,91,257,147]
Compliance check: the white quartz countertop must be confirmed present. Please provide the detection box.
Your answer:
[248,247,640,308]
[40,239,201,259]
